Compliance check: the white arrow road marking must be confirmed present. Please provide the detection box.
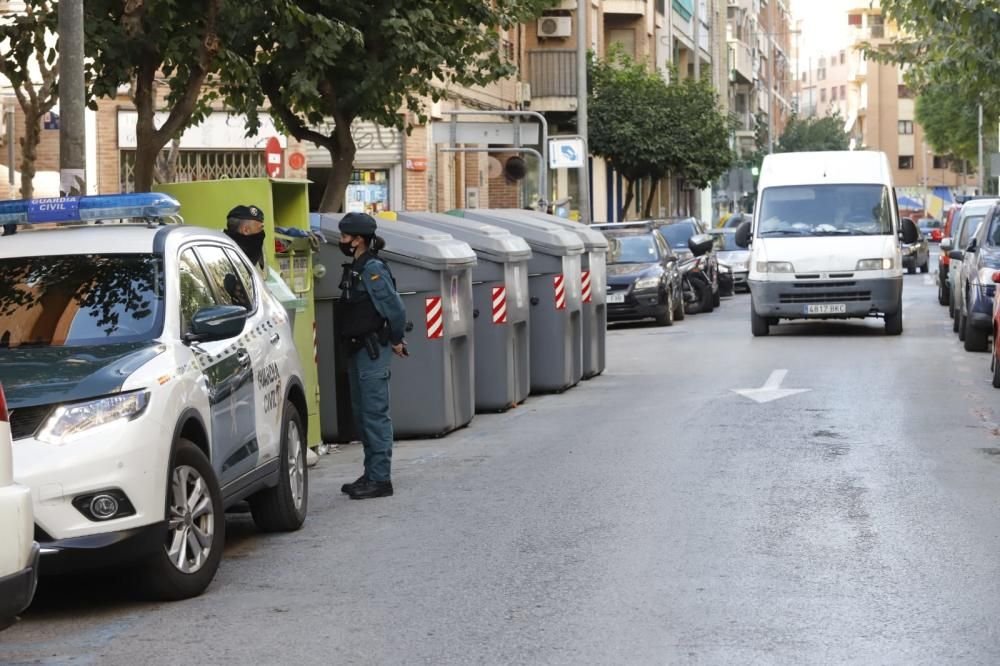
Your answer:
[731,369,811,404]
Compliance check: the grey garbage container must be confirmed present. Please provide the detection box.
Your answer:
[511,210,608,379]
[396,211,532,412]
[449,209,585,393]
[316,213,478,438]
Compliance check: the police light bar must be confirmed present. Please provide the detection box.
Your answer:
[0,192,181,225]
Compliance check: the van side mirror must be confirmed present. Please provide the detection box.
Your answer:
[900,218,919,244]
[734,221,752,248]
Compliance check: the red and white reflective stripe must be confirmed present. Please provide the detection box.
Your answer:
[425,296,444,339]
[492,286,508,324]
[554,274,567,310]
[0,383,7,422]
[581,270,592,303]
[312,322,319,365]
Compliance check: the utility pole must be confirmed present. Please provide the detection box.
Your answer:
[58,0,86,196]
[978,102,985,194]
[576,0,591,224]
[693,0,700,80]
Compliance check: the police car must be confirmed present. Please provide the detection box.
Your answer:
[0,193,309,600]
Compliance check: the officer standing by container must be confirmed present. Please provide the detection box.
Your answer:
[337,212,407,499]
[222,204,267,272]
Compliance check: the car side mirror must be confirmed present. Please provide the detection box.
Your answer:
[185,305,248,343]
[734,221,752,248]
[900,218,919,244]
[940,238,953,252]
[949,250,965,261]
[688,233,714,257]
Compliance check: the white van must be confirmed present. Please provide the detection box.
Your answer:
[736,151,908,336]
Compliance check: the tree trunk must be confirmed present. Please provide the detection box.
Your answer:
[132,144,159,192]
[317,114,357,213]
[619,178,635,220]
[643,176,659,219]
[19,111,41,199]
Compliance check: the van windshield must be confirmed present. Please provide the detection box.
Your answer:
[757,184,893,237]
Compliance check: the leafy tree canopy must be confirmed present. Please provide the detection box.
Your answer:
[775,113,850,153]
[915,82,980,168]
[224,0,554,212]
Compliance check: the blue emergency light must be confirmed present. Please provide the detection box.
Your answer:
[0,192,181,225]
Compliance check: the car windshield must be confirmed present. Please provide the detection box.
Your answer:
[757,184,893,237]
[959,215,985,246]
[658,223,697,248]
[606,235,658,264]
[0,253,164,349]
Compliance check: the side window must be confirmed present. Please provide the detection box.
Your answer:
[197,245,254,312]
[224,248,258,311]
[178,249,217,333]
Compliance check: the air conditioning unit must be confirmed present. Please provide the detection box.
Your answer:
[538,16,572,38]
[517,82,532,104]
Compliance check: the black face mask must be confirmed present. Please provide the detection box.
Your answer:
[340,241,356,257]
[227,229,265,266]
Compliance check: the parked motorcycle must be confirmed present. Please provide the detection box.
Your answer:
[679,233,716,314]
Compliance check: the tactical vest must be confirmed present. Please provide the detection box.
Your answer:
[339,253,390,339]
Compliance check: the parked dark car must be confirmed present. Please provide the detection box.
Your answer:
[954,202,1000,351]
[918,216,942,242]
[594,222,685,326]
[900,217,930,274]
[651,217,720,309]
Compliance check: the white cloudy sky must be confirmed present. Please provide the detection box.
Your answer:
[791,0,857,60]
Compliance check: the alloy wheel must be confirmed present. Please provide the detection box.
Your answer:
[166,464,215,574]
[287,420,306,511]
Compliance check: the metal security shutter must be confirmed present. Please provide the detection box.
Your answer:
[305,121,403,167]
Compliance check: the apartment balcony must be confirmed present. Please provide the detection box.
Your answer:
[526,49,578,112]
[604,0,647,16]
[850,25,885,45]
[728,39,753,84]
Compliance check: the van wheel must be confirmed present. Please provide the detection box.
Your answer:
[885,306,903,335]
[250,401,308,532]
[138,439,224,601]
[750,300,769,337]
[964,316,989,352]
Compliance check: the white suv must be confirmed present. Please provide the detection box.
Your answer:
[0,383,38,628]
[0,194,309,600]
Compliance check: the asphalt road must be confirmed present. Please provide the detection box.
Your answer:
[4,250,1000,665]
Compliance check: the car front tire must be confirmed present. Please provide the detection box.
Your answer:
[964,315,989,352]
[250,401,308,532]
[138,439,224,601]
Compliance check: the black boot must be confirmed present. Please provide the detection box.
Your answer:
[341,475,367,494]
[347,479,393,500]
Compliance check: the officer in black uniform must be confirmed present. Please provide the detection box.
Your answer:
[223,204,266,271]
[337,212,407,499]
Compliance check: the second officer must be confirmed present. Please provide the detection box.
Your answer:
[337,212,407,500]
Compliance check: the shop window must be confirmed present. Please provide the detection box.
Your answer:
[346,169,391,215]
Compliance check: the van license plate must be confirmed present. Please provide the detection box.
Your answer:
[806,304,847,314]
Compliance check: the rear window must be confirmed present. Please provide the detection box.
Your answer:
[757,184,893,237]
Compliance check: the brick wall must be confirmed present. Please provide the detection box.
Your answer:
[488,152,522,208]
[404,124,429,210]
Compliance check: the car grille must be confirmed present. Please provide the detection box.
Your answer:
[9,404,53,440]
[779,282,871,303]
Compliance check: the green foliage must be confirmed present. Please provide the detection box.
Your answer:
[870,0,1000,102]
[224,0,554,212]
[775,113,850,153]
[915,82,980,167]
[85,0,227,191]
[588,49,732,217]
[0,0,58,198]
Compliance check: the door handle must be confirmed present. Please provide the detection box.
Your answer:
[236,350,251,368]
[269,333,280,345]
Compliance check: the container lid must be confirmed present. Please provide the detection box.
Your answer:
[449,210,584,257]
[396,211,532,263]
[314,213,477,271]
[516,210,610,252]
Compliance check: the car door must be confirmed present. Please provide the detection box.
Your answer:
[178,246,258,488]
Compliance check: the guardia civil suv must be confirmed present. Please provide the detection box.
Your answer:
[0,193,309,600]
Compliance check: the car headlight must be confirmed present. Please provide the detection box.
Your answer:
[756,261,795,273]
[39,390,150,444]
[856,258,894,270]
[633,276,661,291]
